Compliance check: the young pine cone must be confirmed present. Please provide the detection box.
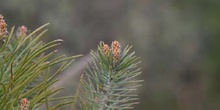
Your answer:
[103,43,110,55]
[20,98,29,110]
[111,41,121,64]
[0,14,8,37]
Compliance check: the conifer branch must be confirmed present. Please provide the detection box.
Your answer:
[0,14,81,110]
[76,41,143,110]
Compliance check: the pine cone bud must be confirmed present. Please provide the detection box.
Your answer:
[111,41,121,64]
[18,25,27,37]
[0,14,8,37]
[103,44,110,55]
[20,98,29,110]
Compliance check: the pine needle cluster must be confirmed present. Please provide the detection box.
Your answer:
[0,14,81,110]
[74,41,143,110]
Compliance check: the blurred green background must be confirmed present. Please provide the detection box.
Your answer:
[1,0,220,110]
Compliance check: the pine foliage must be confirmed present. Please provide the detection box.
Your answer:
[0,15,81,110]
[0,14,143,110]
[75,41,143,110]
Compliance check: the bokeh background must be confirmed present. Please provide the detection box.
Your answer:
[1,0,220,110]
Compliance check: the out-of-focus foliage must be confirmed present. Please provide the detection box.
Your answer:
[0,23,81,109]
[1,0,219,110]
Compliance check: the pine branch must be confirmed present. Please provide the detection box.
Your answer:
[0,14,82,110]
[76,41,143,110]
